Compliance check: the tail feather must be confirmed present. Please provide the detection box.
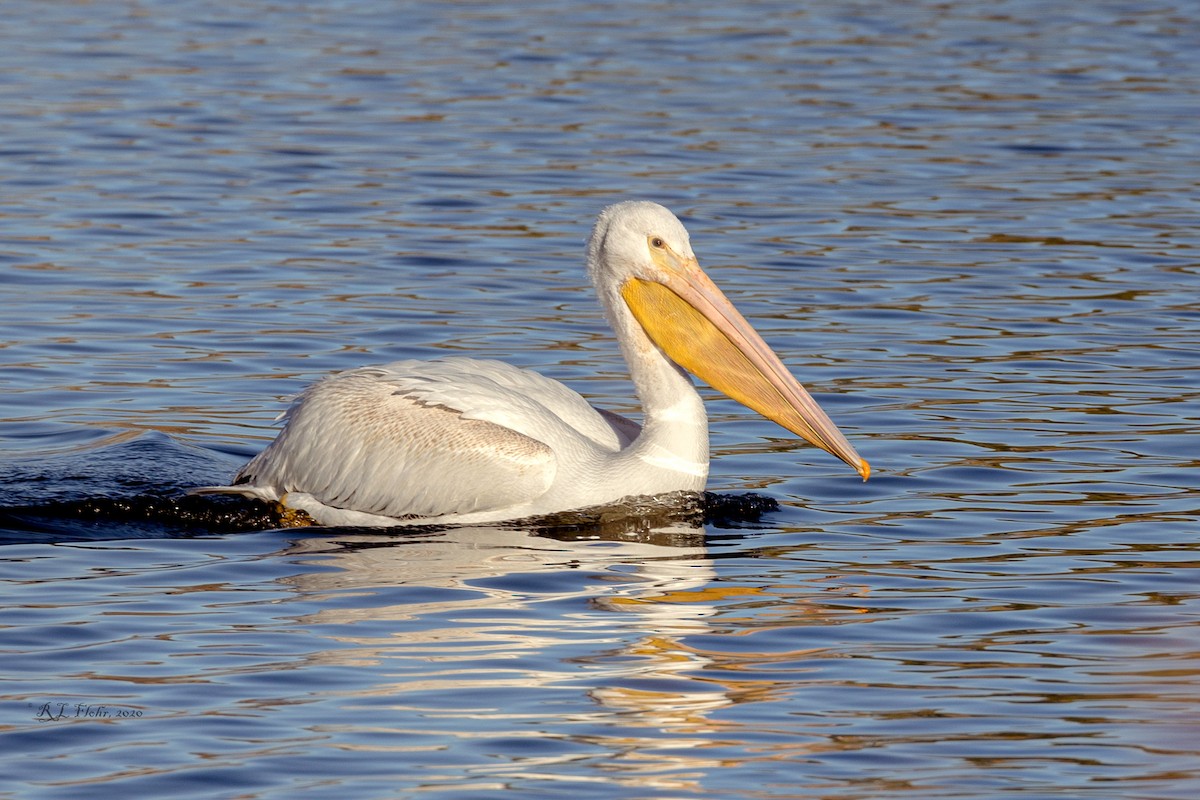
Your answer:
[188,484,280,503]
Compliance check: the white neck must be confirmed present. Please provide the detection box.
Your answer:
[596,280,710,490]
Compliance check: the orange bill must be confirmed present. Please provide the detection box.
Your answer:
[622,263,869,480]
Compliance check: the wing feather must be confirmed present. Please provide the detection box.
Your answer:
[238,364,550,518]
[235,358,632,520]
[380,357,633,451]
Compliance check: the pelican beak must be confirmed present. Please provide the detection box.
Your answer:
[621,257,870,480]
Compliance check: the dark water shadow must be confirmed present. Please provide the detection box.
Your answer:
[0,432,780,546]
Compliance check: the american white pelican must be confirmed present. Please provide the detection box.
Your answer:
[216,201,868,526]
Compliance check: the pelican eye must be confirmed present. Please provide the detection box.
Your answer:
[650,236,666,249]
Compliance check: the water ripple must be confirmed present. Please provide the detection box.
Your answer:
[2,0,1198,797]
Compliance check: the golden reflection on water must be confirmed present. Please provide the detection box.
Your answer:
[272,527,746,778]
[253,521,894,792]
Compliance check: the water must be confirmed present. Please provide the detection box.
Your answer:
[2,0,1198,796]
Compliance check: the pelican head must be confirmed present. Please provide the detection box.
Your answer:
[588,200,870,480]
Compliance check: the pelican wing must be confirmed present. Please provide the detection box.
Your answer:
[235,358,630,520]
[408,358,636,452]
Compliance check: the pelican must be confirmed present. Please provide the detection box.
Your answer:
[213,201,868,526]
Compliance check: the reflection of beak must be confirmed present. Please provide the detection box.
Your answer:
[621,259,870,480]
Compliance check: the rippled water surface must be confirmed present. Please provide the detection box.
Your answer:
[2,1,1198,797]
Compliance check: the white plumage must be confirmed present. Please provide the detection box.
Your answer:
[211,202,868,526]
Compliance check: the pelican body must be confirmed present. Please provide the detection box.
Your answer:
[219,202,868,526]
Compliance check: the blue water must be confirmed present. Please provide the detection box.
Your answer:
[2,1,1198,797]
